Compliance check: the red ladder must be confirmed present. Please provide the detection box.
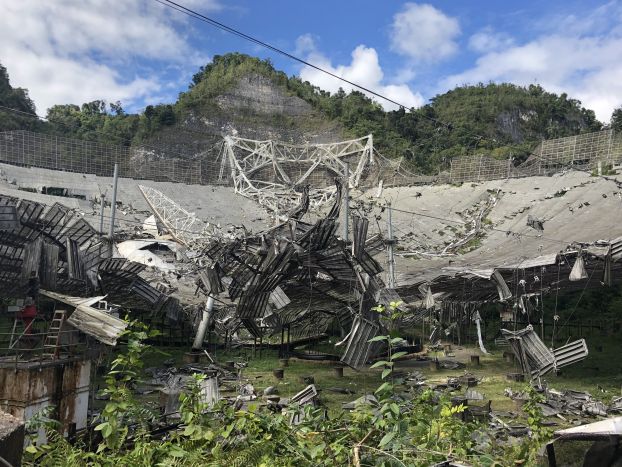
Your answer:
[43,310,66,359]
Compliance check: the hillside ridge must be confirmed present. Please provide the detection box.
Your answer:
[0,53,611,173]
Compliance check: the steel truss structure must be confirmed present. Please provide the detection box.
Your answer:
[138,185,213,248]
[222,134,374,212]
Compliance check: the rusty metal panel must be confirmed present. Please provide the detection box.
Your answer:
[98,257,127,271]
[340,316,381,369]
[66,239,85,281]
[40,203,73,239]
[553,339,589,369]
[336,306,354,331]
[0,205,18,231]
[21,237,43,281]
[82,241,109,271]
[364,233,385,257]
[40,242,59,289]
[502,326,555,378]
[611,236,622,261]
[237,288,270,319]
[491,270,512,301]
[129,277,167,306]
[59,218,97,247]
[241,318,263,338]
[0,194,17,206]
[98,258,146,276]
[352,215,369,260]
[67,305,127,345]
[198,267,224,295]
[288,311,334,339]
[165,297,181,321]
[17,199,44,226]
[0,359,92,438]
[269,286,290,309]
[359,251,383,276]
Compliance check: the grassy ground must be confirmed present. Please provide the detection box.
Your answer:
[80,332,622,467]
[136,346,379,414]
[133,334,621,418]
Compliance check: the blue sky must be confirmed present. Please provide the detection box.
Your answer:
[1,0,621,121]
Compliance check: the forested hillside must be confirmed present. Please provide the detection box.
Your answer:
[0,64,41,132]
[0,54,612,173]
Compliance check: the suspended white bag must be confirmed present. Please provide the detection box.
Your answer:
[569,255,588,281]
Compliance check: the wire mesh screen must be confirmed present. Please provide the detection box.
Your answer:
[3,129,620,191]
[0,130,229,186]
[449,130,622,183]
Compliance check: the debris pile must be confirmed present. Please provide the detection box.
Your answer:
[505,387,622,420]
[501,325,588,380]
[175,180,398,368]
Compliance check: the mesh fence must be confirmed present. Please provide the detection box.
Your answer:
[449,129,622,183]
[3,129,620,190]
[0,130,228,186]
[0,131,436,191]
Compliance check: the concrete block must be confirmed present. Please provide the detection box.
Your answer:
[0,410,25,467]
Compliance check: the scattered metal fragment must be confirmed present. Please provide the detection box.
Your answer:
[440,360,466,370]
[465,389,484,401]
[325,387,355,395]
[263,386,278,396]
[526,215,545,231]
[291,385,318,406]
[546,417,622,467]
[339,316,382,369]
[41,290,127,345]
[501,325,588,379]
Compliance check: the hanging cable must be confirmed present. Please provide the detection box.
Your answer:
[154,0,428,115]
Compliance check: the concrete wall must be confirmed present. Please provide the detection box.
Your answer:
[0,358,91,441]
[0,162,272,231]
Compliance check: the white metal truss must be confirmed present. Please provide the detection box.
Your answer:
[138,185,213,248]
[223,134,374,212]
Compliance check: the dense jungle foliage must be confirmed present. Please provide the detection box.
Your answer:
[1,54,620,173]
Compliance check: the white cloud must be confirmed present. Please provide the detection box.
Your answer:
[297,37,424,111]
[540,1,622,37]
[442,3,622,122]
[444,30,622,122]
[468,27,514,53]
[2,47,161,115]
[390,3,460,62]
[0,0,219,114]
[295,33,317,56]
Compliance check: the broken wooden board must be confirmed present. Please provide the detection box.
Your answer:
[40,289,127,345]
[67,304,128,346]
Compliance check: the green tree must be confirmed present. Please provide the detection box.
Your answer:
[611,106,622,133]
[0,63,40,131]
